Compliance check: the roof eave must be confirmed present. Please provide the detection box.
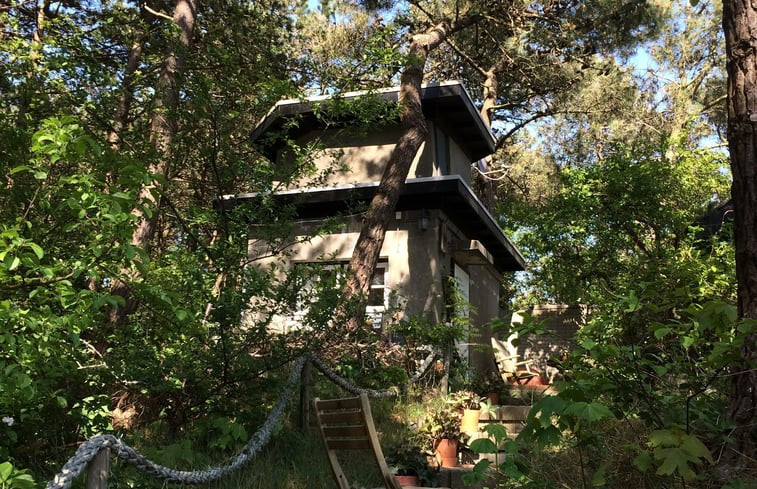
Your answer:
[249,81,495,162]
[219,176,526,273]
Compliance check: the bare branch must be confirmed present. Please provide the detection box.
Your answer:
[494,111,551,150]
[141,4,173,22]
[444,38,487,76]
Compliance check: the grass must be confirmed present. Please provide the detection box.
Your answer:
[205,396,415,489]
[208,428,380,489]
[99,389,756,489]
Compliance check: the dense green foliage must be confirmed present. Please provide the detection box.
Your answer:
[0,0,311,477]
[505,141,733,307]
[466,1,747,485]
[0,0,749,486]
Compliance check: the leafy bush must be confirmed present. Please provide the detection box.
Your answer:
[507,297,751,486]
[0,461,35,489]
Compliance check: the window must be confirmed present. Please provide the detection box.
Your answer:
[434,125,450,175]
[365,262,388,329]
[291,260,388,329]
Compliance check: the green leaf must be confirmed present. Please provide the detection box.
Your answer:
[649,430,713,481]
[531,395,566,427]
[653,326,671,339]
[106,295,125,308]
[531,424,561,447]
[649,429,679,447]
[591,463,608,486]
[483,423,508,444]
[654,447,697,480]
[11,474,36,489]
[469,438,497,454]
[56,396,68,408]
[502,439,518,454]
[10,166,30,175]
[461,459,490,486]
[563,401,614,422]
[680,434,714,464]
[7,255,20,271]
[0,462,13,482]
[27,242,44,260]
[633,450,652,472]
[624,291,640,312]
[737,320,755,334]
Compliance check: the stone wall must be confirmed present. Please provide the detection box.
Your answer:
[510,304,588,373]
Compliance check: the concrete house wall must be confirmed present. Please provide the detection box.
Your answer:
[238,82,526,370]
[274,121,471,188]
[505,305,588,373]
[251,207,498,333]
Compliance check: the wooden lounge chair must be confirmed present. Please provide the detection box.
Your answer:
[313,393,431,489]
[491,336,540,385]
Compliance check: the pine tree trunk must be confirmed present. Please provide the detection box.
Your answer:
[107,31,145,150]
[339,16,479,330]
[720,0,757,477]
[109,0,197,322]
[476,66,504,211]
[133,0,196,248]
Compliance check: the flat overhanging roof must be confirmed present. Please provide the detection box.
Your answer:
[219,176,526,273]
[250,81,496,162]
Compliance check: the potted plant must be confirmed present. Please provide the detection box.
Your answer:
[469,371,505,405]
[446,390,484,434]
[386,442,437,487]
[419,404,463,468]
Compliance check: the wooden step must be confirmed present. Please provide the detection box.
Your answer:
[458,405,532,466]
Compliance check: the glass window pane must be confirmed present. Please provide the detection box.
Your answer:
[368,288,384,306]
[371,271,384,286]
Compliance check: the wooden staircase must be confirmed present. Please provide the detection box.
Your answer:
[428,405,532,489]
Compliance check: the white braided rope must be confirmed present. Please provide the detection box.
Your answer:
[408,349,439,384]
[307,348,438,397]
[46,349,439,489]
[308,354,397,397]
[46,356,307,489]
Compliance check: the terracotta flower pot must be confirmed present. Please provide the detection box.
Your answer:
[435,438,458,467]
[395,474,420,487]
[484,392,499,405]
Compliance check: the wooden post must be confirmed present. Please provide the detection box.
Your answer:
[86,448,109,489]
[441,348,451,395]
[299,357,311,432]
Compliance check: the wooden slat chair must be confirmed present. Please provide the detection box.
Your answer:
[313,393,422,489]
[491,336,540,385]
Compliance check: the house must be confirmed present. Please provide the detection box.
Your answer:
[223,81,526,371]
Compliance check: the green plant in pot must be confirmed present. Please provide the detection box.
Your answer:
[386,442,438,487]
[469,371,506,405]
[420,405,464,468]
[446,390,485,411]
[447,390,486,435]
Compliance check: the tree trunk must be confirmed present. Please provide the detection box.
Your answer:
[338,16,479,330]
[109,0,197,322]
[475,65,505,212]
[720,0,757,477]
[17,0,48,128]
[134,0,196,248]
[107,31,145,150]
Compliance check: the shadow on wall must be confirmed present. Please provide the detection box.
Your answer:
[504,305,589,375]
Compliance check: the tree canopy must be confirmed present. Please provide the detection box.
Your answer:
[0,0,753,485]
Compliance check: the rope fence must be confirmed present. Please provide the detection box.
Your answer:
[46,349,440,489]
